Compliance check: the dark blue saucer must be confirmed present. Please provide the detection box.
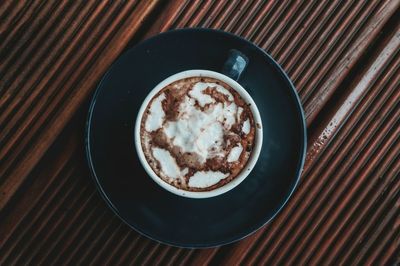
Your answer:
[86,29,306,248]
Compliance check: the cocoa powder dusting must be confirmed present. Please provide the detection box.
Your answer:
[140,76,256,192]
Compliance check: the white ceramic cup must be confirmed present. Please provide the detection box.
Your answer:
[134,70,263,198]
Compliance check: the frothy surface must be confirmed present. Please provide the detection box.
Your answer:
[145,93,165,132]
[140,76,256,191]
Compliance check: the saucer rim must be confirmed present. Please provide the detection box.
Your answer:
[85,28,307,248]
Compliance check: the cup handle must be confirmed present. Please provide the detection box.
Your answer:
[222,49,249,81]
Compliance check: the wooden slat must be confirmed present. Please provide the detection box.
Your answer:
[217,22,400,266]
[0,0,161,211]
[1,0,399,265]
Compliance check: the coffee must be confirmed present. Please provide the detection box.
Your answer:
[140,76,256,191]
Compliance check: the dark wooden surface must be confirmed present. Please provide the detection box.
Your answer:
[1,0,399,265]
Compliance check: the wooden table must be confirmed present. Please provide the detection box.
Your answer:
[1,1,399,265]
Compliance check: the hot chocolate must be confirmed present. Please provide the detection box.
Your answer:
[140,76,256,191]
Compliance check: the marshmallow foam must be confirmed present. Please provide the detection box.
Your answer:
[152,147,188,180]
[188,171,229,188]
[164,93,237,163]
[140,77,255,191]
[145,93,165,132]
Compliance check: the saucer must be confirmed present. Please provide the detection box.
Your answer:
[86,29,306,248]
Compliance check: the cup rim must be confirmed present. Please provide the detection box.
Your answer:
[134,69,263,198]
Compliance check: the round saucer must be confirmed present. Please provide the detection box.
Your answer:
[86,28,306,248]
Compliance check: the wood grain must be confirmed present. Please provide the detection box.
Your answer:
[1,0,399,265]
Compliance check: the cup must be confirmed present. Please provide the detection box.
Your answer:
[135,51,263,198]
